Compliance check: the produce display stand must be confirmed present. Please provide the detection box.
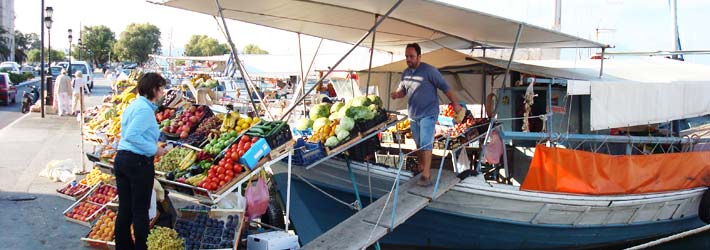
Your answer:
[305,112,407,170]
[157,152,290,205]
[56,182,93,201]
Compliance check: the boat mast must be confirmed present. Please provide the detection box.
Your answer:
[670,0,684,61]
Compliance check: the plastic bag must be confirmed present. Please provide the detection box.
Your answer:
[38,159,79,182]
[245,172,269,220]
[217,191,247,210]
[454,148,471,173]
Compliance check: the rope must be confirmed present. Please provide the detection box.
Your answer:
[625,224,710,250]
[294,173,359,210]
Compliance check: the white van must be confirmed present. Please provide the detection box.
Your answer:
[69,61,93,90]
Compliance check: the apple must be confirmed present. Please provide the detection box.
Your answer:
[189,116,198,123]
[180,131,189,139]
[189,106,197,113]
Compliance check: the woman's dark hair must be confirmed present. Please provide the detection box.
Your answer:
[406,43,421,56]
[137,72,167,100]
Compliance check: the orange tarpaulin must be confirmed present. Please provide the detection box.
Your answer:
[521,145,710,195]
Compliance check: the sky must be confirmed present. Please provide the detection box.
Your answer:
[14,0,710,65]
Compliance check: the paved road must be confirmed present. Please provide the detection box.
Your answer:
[0,73,107,130]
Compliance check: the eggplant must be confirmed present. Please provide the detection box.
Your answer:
[190,165,204,175]
[166,171,176,181]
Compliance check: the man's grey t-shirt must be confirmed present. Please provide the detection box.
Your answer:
[397,62,450,119]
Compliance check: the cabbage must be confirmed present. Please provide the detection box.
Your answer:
[367,95,383,108]
[312,117,332,132]
[330,102,345,114]
[336,128,350,141]
[309,103,331,119]
[329,112,342,121]
[367,104,378,111]
[345,106,374,121]
[339,117,355,131]
[295,118,312,131]
[324,136,340,147]
[351,96,371,107]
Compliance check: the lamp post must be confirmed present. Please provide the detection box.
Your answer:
[78,38,82,61]
[68,29,72,76]
[44,10,53,107]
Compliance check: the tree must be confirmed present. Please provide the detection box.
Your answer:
[73,25,116,66]
[184,35,229,56]
[242,44,268,54]
[0,27,11,60]
[113,23,161,64]
[27,48,65,63]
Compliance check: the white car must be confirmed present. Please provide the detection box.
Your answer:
[0,62,20,73]
[69,61,94,90]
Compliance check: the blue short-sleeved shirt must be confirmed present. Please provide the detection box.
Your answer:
[118,96,160,156]
[397,62,450,119]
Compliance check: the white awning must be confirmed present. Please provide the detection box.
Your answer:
[148,0,608,54]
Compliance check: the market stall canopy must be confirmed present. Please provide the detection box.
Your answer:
[148,0,609,54]
[366,48,473,72]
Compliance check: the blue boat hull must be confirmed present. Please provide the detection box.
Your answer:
[272,173,706,249]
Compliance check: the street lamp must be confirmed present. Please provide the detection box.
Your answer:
[78,38,82,61]
[68,29,72,75]
[44,10,53,107]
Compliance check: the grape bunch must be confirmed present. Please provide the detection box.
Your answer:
[146,226,184,250]
[180,116,223,146]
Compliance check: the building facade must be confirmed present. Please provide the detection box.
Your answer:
[0,0,14,61]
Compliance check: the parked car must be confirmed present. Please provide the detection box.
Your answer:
[20,65,36,76]
[69,61,94,90]
[49,66,63,80]
[0,64,20,74]
[0,72,17,105]
[55,62,69,70]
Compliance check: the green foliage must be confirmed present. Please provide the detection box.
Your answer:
[113,23,161,64]
[242,44,268,54]
[184,35,229,56]
[8,72,28,84]
[74,25,116,65]
[27,48,65,63]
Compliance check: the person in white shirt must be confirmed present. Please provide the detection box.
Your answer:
[55,69,73,116]
[71,71,89,115]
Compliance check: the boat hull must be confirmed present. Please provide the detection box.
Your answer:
[271,162,707,249]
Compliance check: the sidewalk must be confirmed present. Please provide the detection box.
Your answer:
[0,74,109,250]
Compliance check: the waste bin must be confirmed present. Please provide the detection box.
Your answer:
[45,76,54,105]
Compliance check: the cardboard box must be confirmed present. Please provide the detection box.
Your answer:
[239,138,271,170]
[247,231,299,250]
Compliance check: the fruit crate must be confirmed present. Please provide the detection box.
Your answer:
[56,182,92,201]
[81,208,117,250]
[346,135,381,162]
[83,184,119,205]
[355,109,388,135]
[174,208,245,250]
[374,151,418,170]
[289,138,327,166]
[255,122,293,150]
[163,105,214,140]
[291,127,312,137]
[63,200,107,227]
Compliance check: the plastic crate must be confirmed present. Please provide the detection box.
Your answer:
[253,122,293,149]
[355,110,388,133]
[347,135,380,162]
[288,138,327,166]
[240,137,272,170]
[291,127,312,137]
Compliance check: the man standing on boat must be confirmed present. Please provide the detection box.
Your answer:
[391,43,462,186]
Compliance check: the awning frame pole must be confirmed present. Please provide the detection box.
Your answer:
[279,0,404,121]
[298,33,307,117]
[214,0,271,119]
[365,14,378,96]
[476,23,523,173]
[599,47,606,78]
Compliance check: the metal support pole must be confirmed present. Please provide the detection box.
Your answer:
[40,0,46,118]
[432,134,451,198]
[477,23,523,172]
[297,33,306,115]
[365,14,378,96]
[390,152,405,229]
[293,36,323,120]
[214,0,264,116]
[346,157,362,210]
[547,79,553,135]
[285,151,292,230]
[279,0,404,121]
[599,48,605,78]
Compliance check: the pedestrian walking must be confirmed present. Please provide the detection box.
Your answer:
[71,71,89,115]
[390,43,463,186]
[55,69,72,116]
[114,73,167,250]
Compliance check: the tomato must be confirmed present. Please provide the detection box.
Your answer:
[231,144,239,150]
[225,169,234,177]
[225,157,234,164]
[208,168,216,176]
[243,142,252,150]
[218,173,225,180]
[252,137,259,143]
[217,166,225,174]
[230,152,239,160]
[209,183,218,190]
[237,149,245,156]
[219,180,226,186]
[219,159,226,166]
[241,135,250,143]
[225,162,233,171]
[233,164,243,173]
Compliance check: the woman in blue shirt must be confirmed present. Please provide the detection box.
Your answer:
[114,73,166,250]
